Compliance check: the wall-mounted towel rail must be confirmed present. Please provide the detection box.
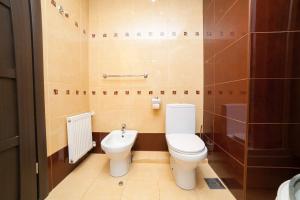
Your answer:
[103,73,148,79]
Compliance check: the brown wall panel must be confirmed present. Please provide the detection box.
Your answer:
[203,0,250,199]
[203,111,214,140]
[204,86,215,112]
[249,79,300,123]
[215,36,249,83]
[214,80,248,121]
[214,115,246,163]
[251,0,291,32]
[208,143,245,200]
[214,0,249,54]
[203,1,215,61]
[214,0,236,23]
[251,32,300,78]
[204,58,214,86]
[246,1,300,199]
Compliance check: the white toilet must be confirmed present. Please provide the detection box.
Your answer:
[166,104,207,190]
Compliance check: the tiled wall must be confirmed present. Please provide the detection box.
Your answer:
[247,0,300,199]
[42,0,90,156]
[203,0,250,199]
[204,0,300,199]
[89,0,204,133]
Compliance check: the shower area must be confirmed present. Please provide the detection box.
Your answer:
[203,0,300,199]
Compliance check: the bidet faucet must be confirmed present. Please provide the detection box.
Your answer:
[121,123,126,133]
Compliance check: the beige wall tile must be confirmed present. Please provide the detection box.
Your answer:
[43,0,204,156]
[42,0,89,156]
[89,0,203,133]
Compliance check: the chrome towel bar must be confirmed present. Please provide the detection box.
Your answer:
[103,73,148,79]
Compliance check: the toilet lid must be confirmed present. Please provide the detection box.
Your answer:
[166,134,205,154]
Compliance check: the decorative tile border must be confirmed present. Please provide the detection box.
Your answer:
[51,0,56,7]
[52,89,89,96]
[51,89,203,96]
[89,31,201,39]
[53,89,58,95]
[49,0,203,41]
[49,0,88,37]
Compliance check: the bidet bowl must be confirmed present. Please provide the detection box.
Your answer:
[101,130,137,177]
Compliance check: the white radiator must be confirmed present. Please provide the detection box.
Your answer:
[67,112,93,164]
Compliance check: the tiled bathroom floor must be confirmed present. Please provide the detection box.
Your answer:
[46,152,236,200]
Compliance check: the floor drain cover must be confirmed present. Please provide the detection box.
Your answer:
[204,178,226,189]
[118,181,124,186]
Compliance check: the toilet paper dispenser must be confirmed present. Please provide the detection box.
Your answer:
[152,97,161,110]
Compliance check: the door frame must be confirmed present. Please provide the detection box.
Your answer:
[29,0,48,199]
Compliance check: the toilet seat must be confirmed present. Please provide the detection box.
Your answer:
[166,134,205,155]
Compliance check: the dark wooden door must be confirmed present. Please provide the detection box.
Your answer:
[0,0,38,199]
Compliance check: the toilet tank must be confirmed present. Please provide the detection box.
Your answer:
[166,104,196,134]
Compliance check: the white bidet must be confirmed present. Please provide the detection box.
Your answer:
[101,130,137,177]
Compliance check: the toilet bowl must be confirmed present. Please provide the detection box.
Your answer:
[101,130,137,177]
[166,104,207,190]
[167,134,207,189]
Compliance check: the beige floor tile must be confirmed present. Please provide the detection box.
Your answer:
[127,163,160,181]
[195,173,210,190]
[46,153,236,200]
[132,151,169,164]
[197,162,219,178]
[70,155,107,179]
[121,180,159,200]
[158,180,200,200]
[196,189,236,200]
[81,179,125,200]
[155,163,174,182]
[47,175,95,200]
[96,159,130,182]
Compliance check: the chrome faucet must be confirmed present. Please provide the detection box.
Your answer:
[121,123,126,134]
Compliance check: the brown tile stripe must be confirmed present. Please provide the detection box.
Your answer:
[92,132,168,152]
[47,146,90,192]
[92,132,202,153]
